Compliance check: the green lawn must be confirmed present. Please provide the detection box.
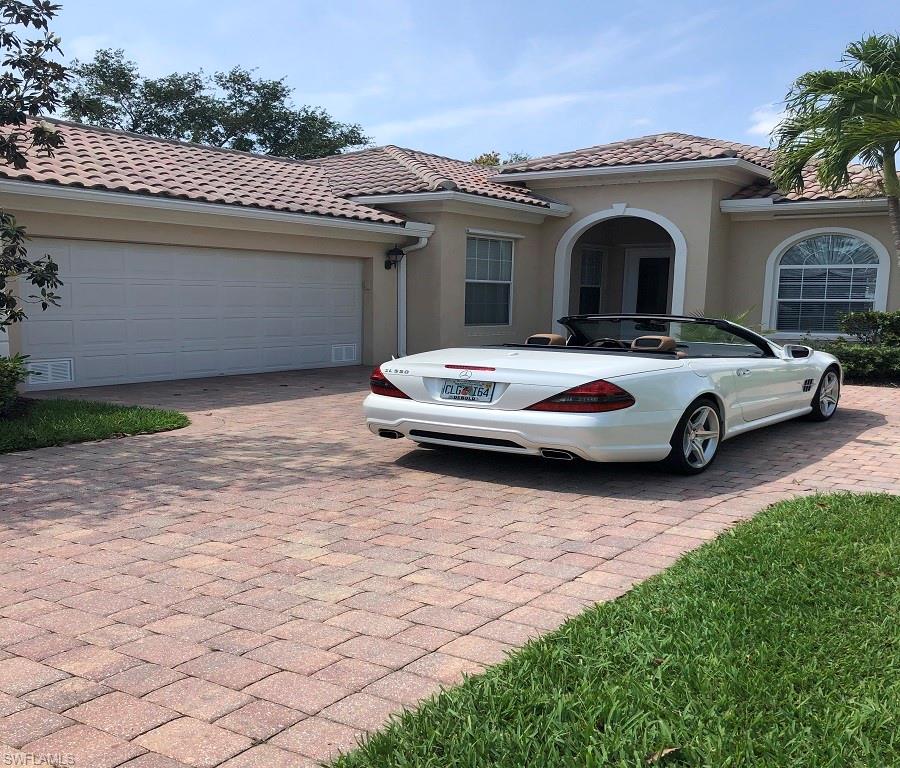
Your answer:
[0,398,189,453]
[334,493,900,768]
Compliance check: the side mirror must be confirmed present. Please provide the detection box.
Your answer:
[783,344,812,359]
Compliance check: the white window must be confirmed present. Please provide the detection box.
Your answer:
[775,233,883,333]
[465,236,513,325]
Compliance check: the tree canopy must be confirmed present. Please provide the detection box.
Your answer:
[772,33,900,260]
[471,150,531,167]
[62,48,370,159]
[1,0,66,332]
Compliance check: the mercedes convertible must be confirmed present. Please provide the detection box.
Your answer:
[363,314,841,474]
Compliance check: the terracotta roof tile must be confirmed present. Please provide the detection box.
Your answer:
[311,146,552,208]
[498,132,775,173]
[729,163,889,202]
[0,119,406,225]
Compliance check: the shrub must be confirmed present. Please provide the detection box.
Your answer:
[838,310,900,345]
[812,340,900,383]
[0,354,29,416]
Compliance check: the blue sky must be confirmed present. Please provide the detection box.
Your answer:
[53,0,895,160]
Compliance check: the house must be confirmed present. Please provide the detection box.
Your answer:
[2,119,896,390]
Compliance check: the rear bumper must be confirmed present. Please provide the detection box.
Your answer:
[364,394,680,462]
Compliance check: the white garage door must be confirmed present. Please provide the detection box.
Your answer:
[22,239,362,389]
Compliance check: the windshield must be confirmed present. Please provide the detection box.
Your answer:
[561,317,770,358]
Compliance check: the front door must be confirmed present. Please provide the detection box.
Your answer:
[623,248,672,313]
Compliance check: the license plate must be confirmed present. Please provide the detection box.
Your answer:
[440,379,494,402]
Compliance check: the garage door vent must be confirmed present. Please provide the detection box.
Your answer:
[26,358,74,385]
[331,344,358,363]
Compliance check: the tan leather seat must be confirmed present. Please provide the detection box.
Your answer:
[526,333,566,346]
[631,335,677,353]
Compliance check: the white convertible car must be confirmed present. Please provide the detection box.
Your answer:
[364,314,841,474]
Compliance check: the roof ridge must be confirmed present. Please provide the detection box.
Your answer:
[383,145,458,191]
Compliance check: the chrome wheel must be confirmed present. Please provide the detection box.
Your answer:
[682,405,720,469]
[819,370,840,416]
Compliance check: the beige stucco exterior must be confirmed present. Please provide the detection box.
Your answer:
[4,190,421,368]
[4,161,898,388]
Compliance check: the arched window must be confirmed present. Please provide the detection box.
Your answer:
[775,233,882,333]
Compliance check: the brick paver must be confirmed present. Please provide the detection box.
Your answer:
[2,368,898,766]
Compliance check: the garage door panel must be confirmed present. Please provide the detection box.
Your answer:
[132,352,178,378]
[76,319,129,345]
[79,354,129,383]
[220,317,259,339]
[178,283,220,308]
[24,319,74,347]
[131,283,177,308]
[24,239,364,389]
[70,242,128,277]
[131,319,178,343]
[69,281,128,311]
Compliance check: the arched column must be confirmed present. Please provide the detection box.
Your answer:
[552,203,688,331]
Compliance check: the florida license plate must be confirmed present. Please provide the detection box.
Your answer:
[440,380,495,402]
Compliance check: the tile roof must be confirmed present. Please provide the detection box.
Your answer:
[310,146,552,208]
[498,132,775,173]
[729,163,888,202]
[0,118,406,225]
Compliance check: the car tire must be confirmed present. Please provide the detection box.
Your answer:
[663,397,722,475]
[803,366,840,422]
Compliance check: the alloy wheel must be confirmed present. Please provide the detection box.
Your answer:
[819,371,840,416]
[682,405,720,469]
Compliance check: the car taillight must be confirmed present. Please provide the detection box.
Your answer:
[370,366,411,399]
[526,379,634,413]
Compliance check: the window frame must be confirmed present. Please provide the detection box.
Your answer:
[763,228,890,339]
[464,235,515,327]
[577,245,605,314]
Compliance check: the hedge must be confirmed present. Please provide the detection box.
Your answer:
[812,341,900,383]
[0,354,29,416]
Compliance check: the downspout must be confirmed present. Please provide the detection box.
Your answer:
[397,236,429,357]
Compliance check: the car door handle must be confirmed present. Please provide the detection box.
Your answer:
[736,368,752,377]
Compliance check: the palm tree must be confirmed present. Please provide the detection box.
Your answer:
[772,34,900,261]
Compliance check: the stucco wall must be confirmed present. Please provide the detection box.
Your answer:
[403,210,550,354]
[8,207,402,366]
[726,214,897,331]
[524,176,744,322]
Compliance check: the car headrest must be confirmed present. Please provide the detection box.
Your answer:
[526,333,566,346]
[631,335,677,353]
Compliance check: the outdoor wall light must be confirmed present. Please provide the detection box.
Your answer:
[384,245,405,270]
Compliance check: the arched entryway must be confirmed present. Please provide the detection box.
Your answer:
[552,205,687,331]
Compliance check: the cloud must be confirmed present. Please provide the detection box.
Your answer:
[370,77,719,141]
[748,104,785,137]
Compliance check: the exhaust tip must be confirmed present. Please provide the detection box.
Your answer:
[540,448,575,461]
[378,429,404,439]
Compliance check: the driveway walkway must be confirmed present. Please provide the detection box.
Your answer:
[2,369,898,767]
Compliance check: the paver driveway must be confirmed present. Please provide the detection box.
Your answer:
[1,368,898,767]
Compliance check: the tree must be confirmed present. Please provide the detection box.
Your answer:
[63,49,370,159]
[470,150,532,167]
[772,33,900,261]
[1,0,66,332]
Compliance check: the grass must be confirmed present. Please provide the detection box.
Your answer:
[333,493,900,768]
[0,398,190,453]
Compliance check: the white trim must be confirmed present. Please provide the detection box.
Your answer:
[762,227,891,333]
[621,247,675,313]
[0,179,435,238]
[466,227,525,240]
[397,236,429,357]
[352,191,572,217]
[721,197,888,215]
[552,204,688,333]
[494,157,771,183]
